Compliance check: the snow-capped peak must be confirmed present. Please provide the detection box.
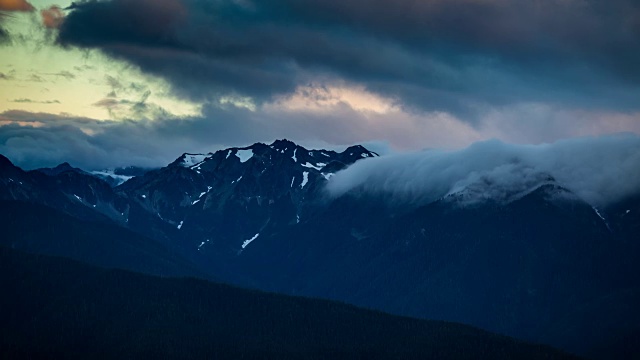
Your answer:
[181,154,209,167]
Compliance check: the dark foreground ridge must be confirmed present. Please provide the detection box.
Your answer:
[0,247,579,360]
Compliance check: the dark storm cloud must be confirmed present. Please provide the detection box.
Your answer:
[54,0,640,115]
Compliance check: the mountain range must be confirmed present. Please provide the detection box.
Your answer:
[1,139,638,359]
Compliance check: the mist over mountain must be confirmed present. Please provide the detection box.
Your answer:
[328,134,640,208]
[1,137,639,359]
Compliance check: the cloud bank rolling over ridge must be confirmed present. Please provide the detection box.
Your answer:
[327,134,640,207]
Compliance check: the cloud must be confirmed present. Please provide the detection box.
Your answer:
[92,89,172,120]
[73,64,95,72]
[53,0,640,117]
[0,71,13,80]
[0,26,7,44]
[0,110,199,170]
[52,70,75,80]
[27,74,45,82]
[0,0,36,42]
[0,0,34,12]
[477,104,640,143]
[105,75,123,92]
[10,98,60,104]
[327,134,640,207]
[41,5,64,29]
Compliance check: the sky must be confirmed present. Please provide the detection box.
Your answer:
[1,0,639,170]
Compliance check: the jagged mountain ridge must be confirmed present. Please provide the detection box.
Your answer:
[114,139,378,254]
[0,140,381,271]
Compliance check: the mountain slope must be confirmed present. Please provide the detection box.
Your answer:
[0,247,580,360]
[223,183,639,357]
[0,200,206,279]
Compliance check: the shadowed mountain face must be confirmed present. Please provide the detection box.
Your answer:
[0,200,207,279]
[1,139,638,358]
[0,247,580,360]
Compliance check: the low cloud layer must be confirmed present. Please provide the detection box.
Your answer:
[2,106,639,208]
[327,134,640,207]
[0,101,471,170]
[2,91,640,173]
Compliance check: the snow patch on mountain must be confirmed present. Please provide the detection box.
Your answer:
[302,162,322,171]
[242,233,259,249]
[236,149,253,163]
[197,239,210,250]
[301,172,309,188]
[182,154,207,167]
